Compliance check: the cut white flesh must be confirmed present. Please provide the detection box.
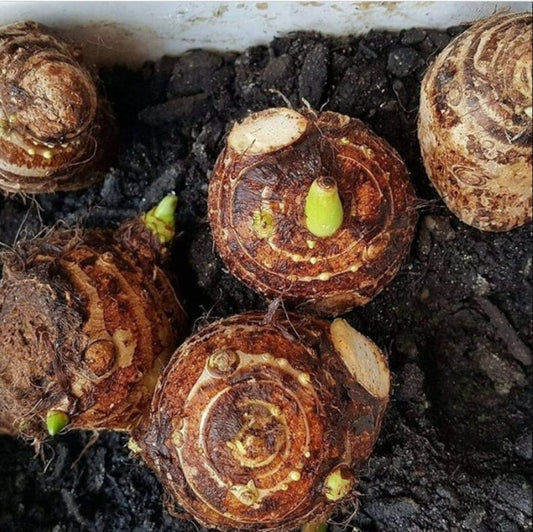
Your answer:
[330,318,390,399]
[227,107,308,155]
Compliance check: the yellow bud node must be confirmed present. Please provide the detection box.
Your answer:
[231,480,260,506]
[289,470,301,481]
[171,428,185,449]
[207,349,239,377]
[298,372,311,386]
[252,208,275,239]
[127,438,142,453]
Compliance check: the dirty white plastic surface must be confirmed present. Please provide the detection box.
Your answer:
[0,2,530,65]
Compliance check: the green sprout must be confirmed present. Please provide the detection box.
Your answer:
[46,410,70,436]
[323,465,354,501]
[304,177,343,238]
[142,195,178,244]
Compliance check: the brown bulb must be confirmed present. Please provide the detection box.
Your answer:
[134,312,390,531]
[418,12,532,231]
[0,209,187,440]
[208,107,417,316]
[15,59,97,143]
[0,21,116,193]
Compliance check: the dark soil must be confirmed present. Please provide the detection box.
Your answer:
[1,25,532,532]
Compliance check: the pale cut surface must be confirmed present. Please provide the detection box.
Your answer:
[227,107,308,155]
[330,318,390,399]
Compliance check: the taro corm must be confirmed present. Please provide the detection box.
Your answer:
[0,196,187,442]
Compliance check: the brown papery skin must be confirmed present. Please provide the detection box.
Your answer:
[135,312,389,532]
[0,219,187,440]
[208,108,417,316]
[418,12,532,231]
[0,21,115,193]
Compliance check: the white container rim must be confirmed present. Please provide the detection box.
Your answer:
[0,1,530,65]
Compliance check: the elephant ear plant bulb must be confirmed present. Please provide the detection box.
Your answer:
[0,21,115,193]
[418,12,532,231]
[208,107,418,316]
[134,312,390,531]
[0,196,187,440]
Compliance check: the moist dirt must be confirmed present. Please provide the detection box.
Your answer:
[0,25,531,532]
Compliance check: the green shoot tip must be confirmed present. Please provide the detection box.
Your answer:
[46,410,70,436]
[304,177,343,238]
[143,194,178,244]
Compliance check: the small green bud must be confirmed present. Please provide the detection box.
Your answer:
[142,195,178,243]
[323,464,354,501]
[46,410,70,436]
[304,177,343,238]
